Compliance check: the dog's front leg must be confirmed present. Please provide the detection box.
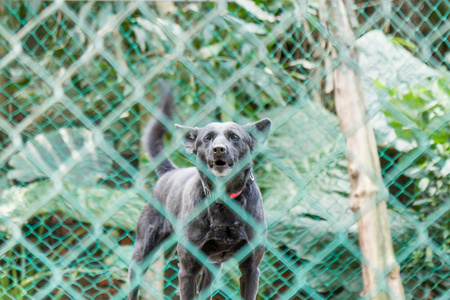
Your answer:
[198,267,212,297]
[239,246,264,300]
[239,267,260,300]
[178,245,202,300]
[198,263,222,299]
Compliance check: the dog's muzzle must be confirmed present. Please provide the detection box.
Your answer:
[209,158,234,177]
[208,144,235,176]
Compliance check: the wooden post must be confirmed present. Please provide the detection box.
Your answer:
[326,0,405,299]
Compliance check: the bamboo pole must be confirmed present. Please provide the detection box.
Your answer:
[326,0,405,299]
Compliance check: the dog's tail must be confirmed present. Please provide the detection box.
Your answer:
[143,82,177,177]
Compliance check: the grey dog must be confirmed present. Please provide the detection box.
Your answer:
[128,85,271,300]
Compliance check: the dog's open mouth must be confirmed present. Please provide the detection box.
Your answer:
[209,160,234,176]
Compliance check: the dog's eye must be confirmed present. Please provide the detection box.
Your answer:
[204,135,212,142]
[230,134,240,141]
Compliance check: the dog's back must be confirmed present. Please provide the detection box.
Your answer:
[153,167,203,217]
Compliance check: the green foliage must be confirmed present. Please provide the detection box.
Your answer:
[8,128,112,184]
[1,0,450,299]
[384,78,449,147]
[0,181,143,299]
[0,181,145,232]
[0,239,105,300]
[380,76,450,294]
[258,104,361,298]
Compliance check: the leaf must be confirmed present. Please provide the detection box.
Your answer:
[7,128,112,184]
[286,59,316,70]
[224,15,266,35]
[404,166,423,178]
[413,198,432,206]
[201,23,215,44]
[240,23,266,35]
[241,43,256,60]
[418,177,430,191]
[25,1,43,14]
[289,71,308,80]
[262,103,354,237]
[131,25,147,53]
[355,30,443,150]
[441,159,450,177]
[260,82,285,106]
[0,182,145,231]
[372,78,388,91]
[133,17,182,42]
[425,247,434,260]
[247,68,285,106]
[199,43,224,60]
[235,0,278,23]
[390,36,419,52]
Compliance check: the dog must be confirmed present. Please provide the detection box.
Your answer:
[128,84,271,300]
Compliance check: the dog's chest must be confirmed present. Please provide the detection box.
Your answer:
[199,203,248,263]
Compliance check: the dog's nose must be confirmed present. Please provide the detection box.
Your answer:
[212,145,226,154]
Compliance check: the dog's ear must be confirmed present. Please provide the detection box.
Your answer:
[245,118,271,149]
[175,124,199,154]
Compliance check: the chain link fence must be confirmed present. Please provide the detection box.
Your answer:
[0,0,449,299]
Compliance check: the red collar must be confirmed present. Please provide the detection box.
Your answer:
[202,172,254,199]
[230,172,254,199]
[229,189,243,199]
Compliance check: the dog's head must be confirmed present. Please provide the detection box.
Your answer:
[175,119,271,178]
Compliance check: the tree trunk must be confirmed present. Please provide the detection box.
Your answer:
[326,0,405,299]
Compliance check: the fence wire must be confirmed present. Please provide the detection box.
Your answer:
[0,0,449,299]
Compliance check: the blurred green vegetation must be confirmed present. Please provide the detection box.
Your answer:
[1,1,449,299]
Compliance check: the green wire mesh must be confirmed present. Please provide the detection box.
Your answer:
[0,0,449,299]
